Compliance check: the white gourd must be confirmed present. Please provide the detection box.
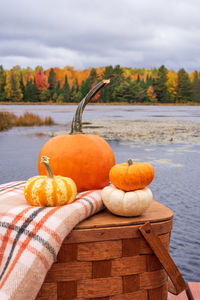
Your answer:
[101,185,153,217]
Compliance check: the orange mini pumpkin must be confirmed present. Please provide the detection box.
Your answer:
[38,81,115,192]
[109,159,154,191]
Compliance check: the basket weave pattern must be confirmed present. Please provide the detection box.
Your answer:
[36,220,171,300]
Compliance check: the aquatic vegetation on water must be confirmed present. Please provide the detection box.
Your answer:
[0,112,55,131]
[151,158,184,167]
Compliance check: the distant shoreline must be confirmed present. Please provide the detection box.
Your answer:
[0,101,200,106]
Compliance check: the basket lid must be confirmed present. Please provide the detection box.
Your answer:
[76,200,173,229]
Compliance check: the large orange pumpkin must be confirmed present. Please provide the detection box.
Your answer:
[38,80,115,192]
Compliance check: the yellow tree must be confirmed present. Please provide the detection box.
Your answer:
[54,67,66,88]
[147,85,157,103]
[4,70,23,101]
[21,67,34,86]
[74,69,90,87]
[166,70,178,102]
[96,67,104,79]
[189,70,200,82]
[123,68,132,79]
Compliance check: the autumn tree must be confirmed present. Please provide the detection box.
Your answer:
[35,65,43,72]
[147,86,157,103]
[35,71,49,90]
[177,68,192,102]
[4,69,23,101]
[0,65,6,100]
[153,65,169,102]
[166,70,177,102]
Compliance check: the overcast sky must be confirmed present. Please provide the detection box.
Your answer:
[1,0,200,72]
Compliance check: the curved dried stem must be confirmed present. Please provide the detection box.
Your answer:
[70,80,110,134]
[40,156,54,178]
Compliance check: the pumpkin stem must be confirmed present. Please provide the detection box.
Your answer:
[70,80,110,134]
[40,156,54,178]
[128,158,133,166]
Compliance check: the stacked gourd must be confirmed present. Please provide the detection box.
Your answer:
[101,159,154,217]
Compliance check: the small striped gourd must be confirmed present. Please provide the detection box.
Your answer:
[24,156,77,206]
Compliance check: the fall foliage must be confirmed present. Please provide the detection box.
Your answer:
[0,64,200,103]
[35,71,49,90]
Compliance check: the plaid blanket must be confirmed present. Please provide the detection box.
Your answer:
[0,181,104,300]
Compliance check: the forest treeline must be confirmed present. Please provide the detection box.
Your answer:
[0,64,200,103]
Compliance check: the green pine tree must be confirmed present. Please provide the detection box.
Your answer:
[153,65,169,102]
[62,75,71,102]
[113,80,141,103]
[89,68,98,83]
[39,89,51,102]
[20,73,25,101]
[101,65,124,102]
[80,78,91,98]
[192,71,200,102]
[24,79,39,102]
[55,81,61,95]
[177,68,192,102]
[48,68,57,91]
[145,74,153,88]
[136,82,147,102]
[70,85,82,103]
[137,74,140,83]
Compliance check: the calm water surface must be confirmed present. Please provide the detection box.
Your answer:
[1,104,200,123]
[0,105,200,282]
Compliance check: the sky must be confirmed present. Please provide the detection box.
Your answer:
[1,0,200,72]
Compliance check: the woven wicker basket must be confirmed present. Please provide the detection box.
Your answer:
[36,200,184,300]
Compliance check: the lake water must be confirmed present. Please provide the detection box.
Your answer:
[1,104,200,123]
[0,104,200,282]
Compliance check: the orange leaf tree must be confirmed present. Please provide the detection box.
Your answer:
[35,71,49,90]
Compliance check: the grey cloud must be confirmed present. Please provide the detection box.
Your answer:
[1,0,200,71]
